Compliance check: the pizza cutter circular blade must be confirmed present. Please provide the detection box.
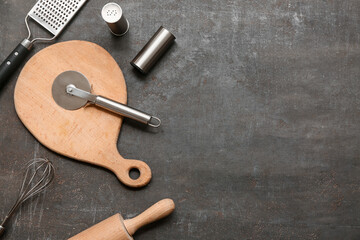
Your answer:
[51,70,161,127]
[52,71,91,110]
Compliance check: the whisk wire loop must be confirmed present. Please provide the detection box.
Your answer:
[0,158,55,236]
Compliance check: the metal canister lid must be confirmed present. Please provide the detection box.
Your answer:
[101,2,129,36]
[131,26,176,74]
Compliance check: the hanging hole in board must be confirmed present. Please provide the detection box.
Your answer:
[129,168,140,180]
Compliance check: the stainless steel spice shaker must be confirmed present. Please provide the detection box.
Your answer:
[131,26,176,74]
[101,2,129,36]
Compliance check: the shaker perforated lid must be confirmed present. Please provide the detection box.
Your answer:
[101,2,129,36]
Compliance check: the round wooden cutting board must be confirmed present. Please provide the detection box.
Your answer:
[14,40,151,188]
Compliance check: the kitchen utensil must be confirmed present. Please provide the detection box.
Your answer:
[0,0,88,90]
[0,158,55,237]
[102,2,129,36]
[14,40,153,188]
[69,199,175,240]
[131,26,175,74]
[52,71,161,127]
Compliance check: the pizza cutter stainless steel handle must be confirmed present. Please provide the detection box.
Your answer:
[52,71,161,128]
[66,84,161,128]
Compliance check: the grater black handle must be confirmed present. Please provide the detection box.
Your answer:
[0,40,32,91]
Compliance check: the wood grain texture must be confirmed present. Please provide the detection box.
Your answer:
[69,199,175,240]
[69,214,133,240]
[1,0,360,239]
[123,199,175,236]
[14,40,151,188]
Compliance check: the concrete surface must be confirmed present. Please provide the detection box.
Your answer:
[0,0,360,239]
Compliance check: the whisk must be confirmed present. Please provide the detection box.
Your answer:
[0,158,55,236]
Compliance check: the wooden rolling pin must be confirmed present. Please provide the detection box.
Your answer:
[69,199,175,240]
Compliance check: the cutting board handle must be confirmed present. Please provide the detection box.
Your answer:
[109,158,152,188]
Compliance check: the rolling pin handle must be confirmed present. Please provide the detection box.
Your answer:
[123,199,175,236]
[68,199,175,240]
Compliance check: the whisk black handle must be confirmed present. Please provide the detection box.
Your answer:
[0,39,32,91]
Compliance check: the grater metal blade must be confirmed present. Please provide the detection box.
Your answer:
[0,0,88,91]
[28,0,88,37]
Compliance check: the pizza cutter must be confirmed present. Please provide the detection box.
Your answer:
[51,71,161,128]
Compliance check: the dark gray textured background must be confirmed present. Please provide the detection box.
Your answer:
[1,0,360,239]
